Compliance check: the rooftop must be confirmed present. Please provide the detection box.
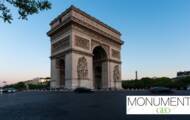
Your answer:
[50,5,121,35]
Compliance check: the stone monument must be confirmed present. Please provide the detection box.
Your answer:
[47,5,123,89]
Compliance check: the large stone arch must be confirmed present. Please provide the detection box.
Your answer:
[48,6,123,90]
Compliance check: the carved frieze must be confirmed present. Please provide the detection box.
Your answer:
[75,35,90,50]
[52,36,70,53]
[72,11,120,39]
[112,49,120,59]
[77,57,88,80]
[113,65,120,82]
[73,25,121,49]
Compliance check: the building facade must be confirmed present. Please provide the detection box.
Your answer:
[47,6,123,89]
[24,77,50,85]
[177,71,190,78]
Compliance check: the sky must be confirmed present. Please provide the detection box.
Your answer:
[0,0,190,85]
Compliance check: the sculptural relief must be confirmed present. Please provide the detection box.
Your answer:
[77,57,88,80]
[75,35,90,50]
[52,36,70,53]
[113,65,120,82]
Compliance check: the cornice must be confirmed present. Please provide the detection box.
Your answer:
[47,17,72,36]
[50,48,121,64]
[48,16,123,45]
[49,5,121,36]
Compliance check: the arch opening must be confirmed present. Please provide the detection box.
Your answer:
[59,59,65,87]
[93,46,107,89]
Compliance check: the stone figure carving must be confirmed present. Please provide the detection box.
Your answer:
[77,57,88,80]
[75,35,90,50]
[52,36,70,53]
[113,65,120,82]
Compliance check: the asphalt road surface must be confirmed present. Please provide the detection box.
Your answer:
[0,90,190,120]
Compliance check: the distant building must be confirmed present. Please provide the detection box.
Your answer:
[24,77,50,85]
[177,71,190,78]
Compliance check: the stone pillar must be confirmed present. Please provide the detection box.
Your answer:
[87,56,93,89]
[107,60,111,89]
[64,53,73,89]
[110,63,122,89]
[50,58,60,88]
[102,61,108,89]
[71,53,93,89]
[116,65,122,89]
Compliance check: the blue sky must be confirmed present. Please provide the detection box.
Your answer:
[0,0,190,84]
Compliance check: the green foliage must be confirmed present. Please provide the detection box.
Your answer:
[122,77,190,89]
[28,81,50,89]
[3,82,26,90]
[28,84,43,89]
[174,77,190,89]
[3,81,50,90]
[13,82,27,90]
[0,0,51,23]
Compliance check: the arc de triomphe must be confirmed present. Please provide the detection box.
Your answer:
[47,6,123,89]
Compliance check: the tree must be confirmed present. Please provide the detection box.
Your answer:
[28,81,50,90]
[122,77,173,89]
[14,82,26,90]
[0,0,51,23]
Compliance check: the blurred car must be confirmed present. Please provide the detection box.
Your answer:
[3,88,17,93]
[74,87,94,93]
[187,86,190,90]
[150,87,173,94]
